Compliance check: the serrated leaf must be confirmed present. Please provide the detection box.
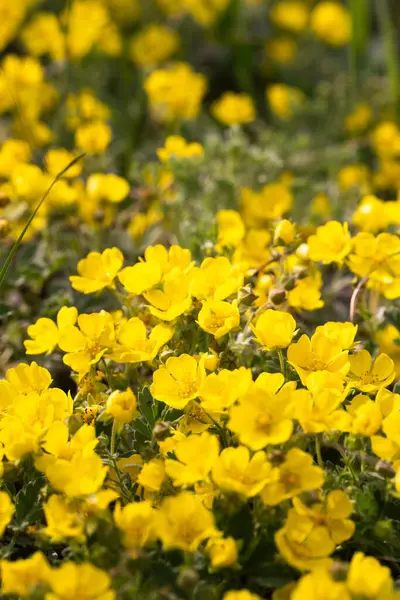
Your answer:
[132,418,152,439]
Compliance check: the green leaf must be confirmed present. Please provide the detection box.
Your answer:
[138,387,156,427]
[132,418,152,439]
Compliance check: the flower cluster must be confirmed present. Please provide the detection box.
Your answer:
[1,0,400,599]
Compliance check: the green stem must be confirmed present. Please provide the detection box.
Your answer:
[110,419,117,456]
[315,436,324,468]
[377,0,400,121]
[348,0,371,99]
[0,154,85,290]
[277,349,286,378]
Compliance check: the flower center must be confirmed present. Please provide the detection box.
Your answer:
[178,381,198,399]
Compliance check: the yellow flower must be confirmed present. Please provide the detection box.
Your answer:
[228,374,295,449]
[315,322,357,350]
[270,1,309,33]
[75,120,111,155]
[311,193,331,218]
[347,350,395,393]
[266,84,305,120]
[37,424,108,497]
[288,331,350,387]
[275,510,335,572]
[157,136,204,163]
[0,492,14,537]
[347,232,400,300]
[156,491,218,552]
[347,395,382,437]
[252,309,296,350]
[24,306,78,355]
[345,103,373,135]
[119,244,192,297]
[145,272,193,321]
[291,570,349,600]
[106,388,138,424]
[352,195,389,233]
[114,501,156,550]
[119,262,162,297]
[137,458,166,492]
[4,361,52,395]
[0,139,31,177]
[21,12,65,60]
[376,387,400,418]
[192,256,244,301]
[274,219,295,245]
[292,491,355,546]
[294,388,350,434]
[43,450,108,498]
[265,37,298,65]
[86,173,130,203]
[346,552,392,598]
[58,311,116,377]
[0,552,51,597]
[307,221,351,264]
[261,448,324,506]
[241,183,293,225]
[130,25,179,68]
[216,209,245,249]
[157,0,185,15]
[158,430,187,455]
[46,562,115,600]
[151,354,206,409]
[70,248,124,294]
[287,275,324,312]
[211,92,256,126]
[338,164,370,192]
[183,0,230,25]
[165,431,219,487]
[109,318,173,363]
[233,229,272,269]
[224,592,261,600]
[212,445,277,497]
[42,495,84,541]
[199,367,252,413]
[206,536,238,569]
[107,0,141,22]
[144,62,207,123]
[197,299,240,339]
[310,2,352,46]
[129,208,163,240]
[371,411,400,464]
[376,324,400,378]
[45,147,82,178]
[66,89,111,129]
[0,3,29,51]
[84,489,119,513]
[65,0,109,59]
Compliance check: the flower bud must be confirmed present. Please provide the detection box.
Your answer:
[329,561,348,582]
[107,388,138,424]
[269,289,287,306]
[283,278,296,291]
[375,459,395,477]
[0,190,10,208]
[177,568,199,591]
[373,520,393,539]
[0,218,10,238]
[152,421,171,441]
[296,243,309,261]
